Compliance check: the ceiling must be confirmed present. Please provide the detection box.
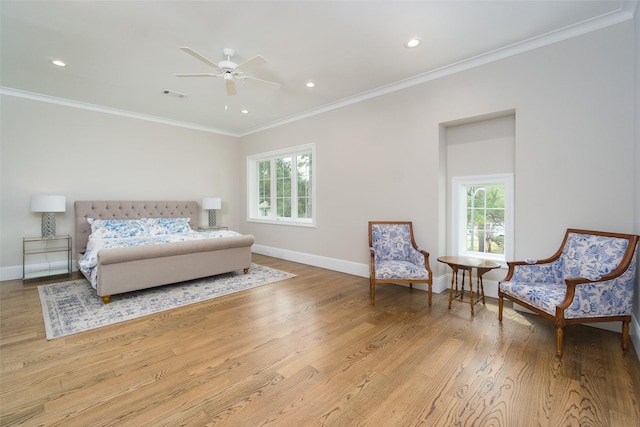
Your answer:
[1,1,636,136]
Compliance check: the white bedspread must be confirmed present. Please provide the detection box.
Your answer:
[78,230,241,289]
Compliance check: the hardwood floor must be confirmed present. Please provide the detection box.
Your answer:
[1,254,640,426]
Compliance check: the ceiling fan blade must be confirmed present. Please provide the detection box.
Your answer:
[179,47,220,69]
[241,75,281,88]
[174,73,219,77]
[225,78,237,96]
[235,55,267,72]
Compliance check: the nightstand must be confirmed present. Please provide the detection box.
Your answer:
[197,225,229,231]
[23,235,72,281]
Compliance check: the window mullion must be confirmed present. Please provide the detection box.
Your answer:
[291,156,298,220]
[270,159,277,220]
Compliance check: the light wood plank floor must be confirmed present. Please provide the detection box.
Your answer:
[2,254,640,426]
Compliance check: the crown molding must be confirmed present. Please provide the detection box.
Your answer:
[0,87,239,137]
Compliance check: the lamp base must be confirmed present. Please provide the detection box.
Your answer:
[208,210,217,227]
[41,212,56,238]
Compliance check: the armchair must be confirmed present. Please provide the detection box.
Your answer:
[498,228,639,358]
[369,221,433,306]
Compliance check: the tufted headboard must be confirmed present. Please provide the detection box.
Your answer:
[74,200,199,259]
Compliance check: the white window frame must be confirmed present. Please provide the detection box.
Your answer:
[247,143,316,227]
[451,173,514,267]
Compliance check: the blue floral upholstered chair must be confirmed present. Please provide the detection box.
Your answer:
[498,228,639,358]
[368,221,433,306]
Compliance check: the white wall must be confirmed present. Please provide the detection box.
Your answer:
[0,96,241,279]
[242,21,636,273]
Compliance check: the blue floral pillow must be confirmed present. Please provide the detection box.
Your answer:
[88,218,148,239]
[145,217,193,235]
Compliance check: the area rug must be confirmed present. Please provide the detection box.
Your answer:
[38,263,295,340]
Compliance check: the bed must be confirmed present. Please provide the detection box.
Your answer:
[74,201,254,304]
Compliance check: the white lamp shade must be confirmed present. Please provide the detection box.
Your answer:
[31,195,66,212]
[202,197,221,210]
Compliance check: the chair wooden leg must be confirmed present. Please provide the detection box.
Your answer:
[556,327,564,358]
[622,319,630,351]
[370,280,375,306]
[428,285,432,306]
[498,296,503,321]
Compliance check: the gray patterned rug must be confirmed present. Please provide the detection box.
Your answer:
[38,263,295,340]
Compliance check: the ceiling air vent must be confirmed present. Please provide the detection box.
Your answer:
[162,90,187,98]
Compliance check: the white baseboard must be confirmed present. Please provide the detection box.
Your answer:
[0,265,23,281]
[0,261,77,281]
[252,244,369,278]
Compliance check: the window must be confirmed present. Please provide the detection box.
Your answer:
[451,174,513,264]
[247,144,315,226]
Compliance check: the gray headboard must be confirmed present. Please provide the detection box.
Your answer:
[74,200,199,258]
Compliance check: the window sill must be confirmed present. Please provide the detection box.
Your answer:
[247,218,316,228]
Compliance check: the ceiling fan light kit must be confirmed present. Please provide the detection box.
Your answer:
[175,47,280,96]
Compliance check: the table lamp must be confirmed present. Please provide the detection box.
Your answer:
[202,197,222,226]
[31,195,66,238]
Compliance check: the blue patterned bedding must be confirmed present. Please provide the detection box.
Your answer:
[78,229,241,289]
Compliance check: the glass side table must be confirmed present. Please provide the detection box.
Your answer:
[23,235,72,282]
[197,225,229,231]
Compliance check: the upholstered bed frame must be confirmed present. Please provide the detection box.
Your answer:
[74,201,254,303]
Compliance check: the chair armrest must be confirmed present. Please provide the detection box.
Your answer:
[409,247,432,273]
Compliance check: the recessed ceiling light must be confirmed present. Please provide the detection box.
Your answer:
[405,38,421,48]
[241,109,249,114]
[306,82,315,88]
[50,59,66,67]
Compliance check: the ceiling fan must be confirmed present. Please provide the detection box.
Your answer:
[175,47,280,96]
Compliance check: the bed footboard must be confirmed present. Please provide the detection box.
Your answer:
[96,235,254,301]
